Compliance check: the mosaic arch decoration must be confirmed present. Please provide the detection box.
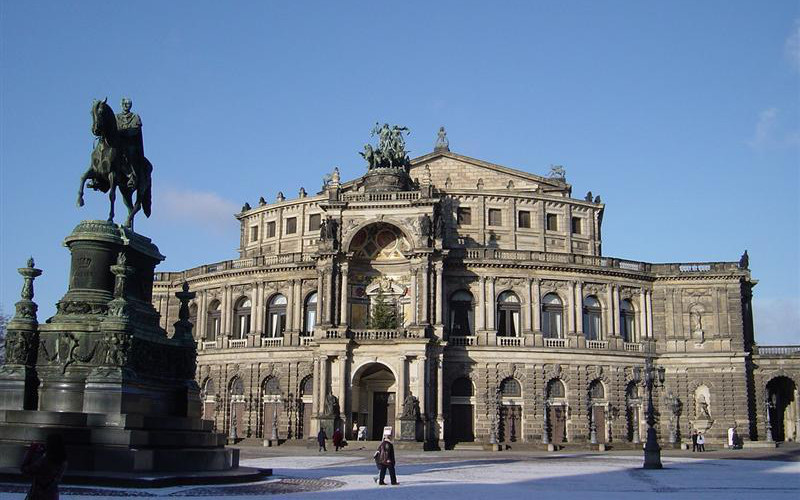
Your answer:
[349,222,411,260]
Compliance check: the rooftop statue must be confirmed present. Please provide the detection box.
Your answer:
[77,98,153,229]
[361,123,411,170]
[434,126,450,152]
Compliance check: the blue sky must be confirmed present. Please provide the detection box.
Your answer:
[1,1,798,343]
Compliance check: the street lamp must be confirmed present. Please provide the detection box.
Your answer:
[765,392,776,442]
[637,358,666,469]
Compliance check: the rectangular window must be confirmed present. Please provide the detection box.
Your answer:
[546,213,558,231]
[308,214,321,231]
[488,208,502,226]
[518,210,531,228]
[250,225,259,242]
[286,217,297,234]
[266,221,276,238]
[457,207,472,226]
[571,217,582,235]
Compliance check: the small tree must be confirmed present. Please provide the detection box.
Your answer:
[368,289,398,329]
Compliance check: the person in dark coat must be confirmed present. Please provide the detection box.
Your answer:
[317,428,328,452]
[332,428,344,451]
[373,435,398,485]
[21,434,67,500]
[691,429,698,452]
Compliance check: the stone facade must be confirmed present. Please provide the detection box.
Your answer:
[153,148,800,448]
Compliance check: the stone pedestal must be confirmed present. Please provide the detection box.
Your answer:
[316,416,337,439]
[398,417,417,441]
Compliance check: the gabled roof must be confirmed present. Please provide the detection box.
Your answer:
[410,150,571,191]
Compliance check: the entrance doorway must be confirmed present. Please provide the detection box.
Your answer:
[352,362,397,440]
[449,377,475,444]
[766,376,798,442]
[549,406,567,445]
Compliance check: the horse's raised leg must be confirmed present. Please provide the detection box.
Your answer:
[77,167,92,207]
[121,187,137,229]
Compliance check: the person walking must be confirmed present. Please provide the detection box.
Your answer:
[332,428,344,452]
[373,435,398,486]
[317,428,328,452]
[691,429,698,452]
[697,432,705,452]
[21,433,67,500]
[352,421,359,440]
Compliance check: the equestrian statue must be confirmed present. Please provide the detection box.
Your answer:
[77,97,153,229]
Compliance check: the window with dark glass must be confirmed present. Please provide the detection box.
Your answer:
[541,293,563,338]
[547,379,566,399]
[518,210,531,228]
[250,225,259,242]
[303,292,317,335]
[308,214,321,231]
[500,378,522,397]
[234,297,252,339]
[206,301,221,341]
[590,381,605,399]
[488,208,502,226]
[497,291,521,337]
[546,213,558,231]
[582,295,602,341]
[266,294,287,337]
[620,299,636,342]
[571,217,582,235]
[451,377,474,397]
[266,221,276,238]
[449,290,474,336]
[457,207,472,226]
[285,217,297,234]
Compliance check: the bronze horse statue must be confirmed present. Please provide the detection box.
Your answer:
[77,98,152,229]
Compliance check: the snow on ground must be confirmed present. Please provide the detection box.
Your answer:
[0,453,797,499]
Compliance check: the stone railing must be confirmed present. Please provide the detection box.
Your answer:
[544,338,567,348]
[154,252,313,283]
[497,336,523,347]
[586,340,608,350]
[756,345,800,356]
[202,340,218,349]
[624,342,642,352]
[228,338,247,348]
[341,191,421,202]
[261,337,284,348]
[351,330,402,341]
[449,336,476,346]
[301,336,315,346]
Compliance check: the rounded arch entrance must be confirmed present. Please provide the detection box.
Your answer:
[345,222,415,330]
[351,361,398,440]
[766,376,798,442]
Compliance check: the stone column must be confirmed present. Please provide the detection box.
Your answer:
[312,357,320,414]
[418,355,428,425]
[613,286,621,336]
[338,353,347,423]
[567,281,576,334]
[222,285,232,345]
[524,278,533,331]
[437,355,444,441]
[319,355,329,413]
[478,276,487,330]
[639,289,647,340]
[396,355,406,423]
[646,290,653,338]
[488,277,496,330]
[316,270,324,324]
[421,261,430,325]
[532,278,541,332]
[286,279,296,331]
[434,262,444,326]
[198,292,208,341]
[410,267,418,325]
[340,263,349,327]
[294,280,303,332]
[575,281,584,336]
[606,284,614,336]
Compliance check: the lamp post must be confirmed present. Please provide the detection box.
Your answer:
[765,392,775,442]
[639,358,666,469]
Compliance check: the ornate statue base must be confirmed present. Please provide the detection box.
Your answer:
[362,167,412,192]
[0,221,251,481]
[397,416,419,441]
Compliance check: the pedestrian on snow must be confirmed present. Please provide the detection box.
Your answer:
[21,433,67,500]
[352,421,359,440]
[373,435,398,486]
[317,428,328,452]
[691,429,698,452]
[697,432,705,452]
[332,428,344,451]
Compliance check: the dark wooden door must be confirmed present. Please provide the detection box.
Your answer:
[593,406,606,443]
[263,402,277,438]
[501,405,522,442]
[372,392,395,440]
[450,404,475,442]
[231,401,245,438]
[549,405,566,444]
[203,402,215,421]
[300,402,312,439]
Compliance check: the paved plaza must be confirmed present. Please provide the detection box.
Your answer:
[0,445,798,499]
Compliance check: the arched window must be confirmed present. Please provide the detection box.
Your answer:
[541,293,563,338]
[189,303,198,339]
[626,382,640,400]
[202,378,216,399]
[546,379,566,399]
[263,376,280,396]
[234,297,252,339]
[500,378,522,397]
[206,300,221,341]
[449,290,474,336]
[300,375,314,397]
[303,292,317,336]
[497,291,520,337]
[589,380,605,399]
[582,295,602,341]
[620,300,636,342]
[266,294,287,338]
[451,377,474,397]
